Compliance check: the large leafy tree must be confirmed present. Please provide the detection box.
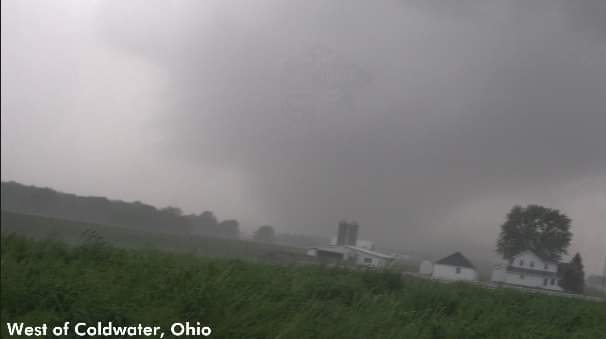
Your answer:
[496,205,572,261]
[218,219,240,238]
[254,225,276,243]
[560,253,585,293]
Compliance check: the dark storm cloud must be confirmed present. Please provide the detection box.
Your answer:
[561,0,606,41]
[97,2,605,207]
[3,1,604,270]
[97,1,605,253]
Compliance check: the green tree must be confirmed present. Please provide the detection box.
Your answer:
[187,211,217,235]
[218,219,239,239]
[496,205,572,261]
[254,225,275,243]
[560,253,585,294]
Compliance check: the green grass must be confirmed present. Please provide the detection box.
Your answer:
[2,235,605,339]
[1,211,306,262]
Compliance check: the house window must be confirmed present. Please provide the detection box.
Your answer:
[550,278,555,285]
[519,259,524,266]
[530,261,535,268]
[520,273,525,280]
[364,257,372,264]
[543,277,548,286]
[456,267,461,274]
[544,264,549,270]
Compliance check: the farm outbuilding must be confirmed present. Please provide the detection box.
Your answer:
[431,252,478,281]
[306,245,394,269]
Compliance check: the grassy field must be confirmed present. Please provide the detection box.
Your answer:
[1,235,605,339]
[1,211,307,263]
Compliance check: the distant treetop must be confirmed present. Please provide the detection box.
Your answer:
[496,204,572,262]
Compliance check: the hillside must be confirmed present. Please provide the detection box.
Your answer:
[1,181,238,238]
[2,235,605,339]
[1,211,305,263]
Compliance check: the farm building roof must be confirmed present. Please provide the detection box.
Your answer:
[312,246,350,255]
[345,246,394,260]
[435,252,475,269]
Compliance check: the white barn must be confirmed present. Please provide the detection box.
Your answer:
[491,250,562,291]
[432,252,478,281]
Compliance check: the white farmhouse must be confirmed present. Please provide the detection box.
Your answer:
[491,250,562,291]
[432,252,478,281]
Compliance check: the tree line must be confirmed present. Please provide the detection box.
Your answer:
[1,181,239,238]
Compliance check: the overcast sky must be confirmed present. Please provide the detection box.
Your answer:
[2,0,605,273]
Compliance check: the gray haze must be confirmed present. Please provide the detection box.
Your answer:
[2,0,605,272]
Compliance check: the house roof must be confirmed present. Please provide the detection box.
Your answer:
[313,246,350,255]
[435,252,475,269]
